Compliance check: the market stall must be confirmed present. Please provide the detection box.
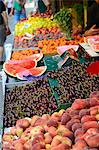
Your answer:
[0,1,99,149]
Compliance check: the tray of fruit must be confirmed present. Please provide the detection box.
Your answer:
[14,27,64,49]
[47,60,99,105]
[11,48,41,60]
[38,36,84,56]
[3,47,49,82]
[15,17,58,36]
[4,77,58,128]
[2,91,99,150]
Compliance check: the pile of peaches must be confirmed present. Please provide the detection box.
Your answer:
[38,36,84,55]
[3,91,99,150]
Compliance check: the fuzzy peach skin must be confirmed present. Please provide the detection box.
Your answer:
[72,123,82,132]
[90,106,99,116]
[81,115,96,123]
[61,113,71,125]
[31,115,40,126]
[57,125,73,138]
[71,140,87,150]
[85,134,99,148]
[47,119,58,128]
[47,126,57,138]
[74,128,84,138]
[66,118,80,130]
[16,119,30,129]
[71,99,88,110]
[44,133,52,144]
[82,121,99,132]
[79,109,90,118]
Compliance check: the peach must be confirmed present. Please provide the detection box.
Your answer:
[14,142,24,150]
[71,99,87,110]
[16,119,30,129]
[95,114,99,120]
[75,136,84,143]
[3,144,14,150]
[81,115,96,123]
[61,113,71,125]
[66,107,72,113]
[69,110,80,117]
[90,91,99,106]
[72,140,87,150]
[83,128,99,142]
[32,133,44,145]
[10,126,16,136]
[44,133,52,144]
[47,119,58,128]
[66,119,80,130]
[79,109,90,118]
[62,137,72,147]
[72,123,82,132]
[42,114,50,121]
[44,125,49,132]
[85,128,99,135]
[90,106,99,116]
[51,143,70,150]
[51,138,61,147]
[73,115,81,120]
[85,134,99,148]
[21,132,30,142]
[82,121,99,132]
[58,109,65,116]
[13,139,26,146]
[47,126,57,138]
[90,98,99,107]
[31,143,41,150]
[24,117,31,123]
[57,125,73,138]
[74,128,84,137]
[30,126,44,136]
[23,140,32,150]
[90,91,99,99]
[34,118,46,126]
[3,134,14,142]
[45,144,51,149]
[16,127,23,137]
[24,126,33,134]
[31,115,40,126]
[51,112,61,121]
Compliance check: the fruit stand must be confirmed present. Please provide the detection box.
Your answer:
[1,3,99,149]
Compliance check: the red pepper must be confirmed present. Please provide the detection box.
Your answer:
[86,61,99,76]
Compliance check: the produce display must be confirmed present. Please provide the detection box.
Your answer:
[54,8,72,39]
[38,36,84,55]
[29,10,52,18]
[11,49,41,60]
[15,17,58,36]
[3,54,46,78]
[2,9,99,150]
[87,61,99,76]
[14,27,64,49]
[17,66,47,80]
[3,59,37,77]
[4,78,58,127]
[3,91,99,150]
[48,61,99,104]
